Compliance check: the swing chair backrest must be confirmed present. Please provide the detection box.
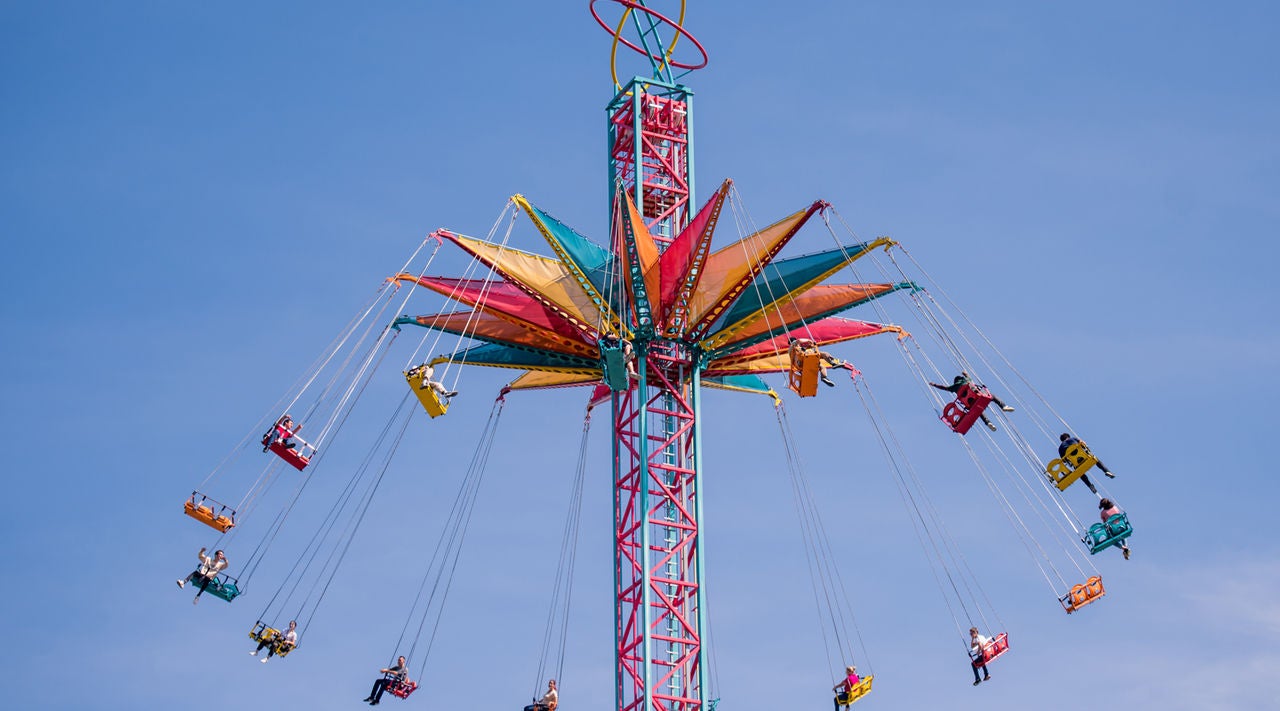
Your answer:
[385,676,418,699]
[787,350,821,398]
[1060,575,1106,613]
[404,371,449,418]
[1045,442,1098,491]
[184,495,235,533]
[836,675,874,705]
[600,343,630,392]
[973,632,1010,666]
[1085,513,1133,554]
[940,384,994,434]
[248,621,278,644]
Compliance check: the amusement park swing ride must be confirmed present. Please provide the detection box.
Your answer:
[174,3,1135,709]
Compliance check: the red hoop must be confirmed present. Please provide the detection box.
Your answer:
[589,0,708,71]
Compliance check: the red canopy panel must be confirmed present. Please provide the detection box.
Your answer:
[405,310,597,358]
[397,274,590,345]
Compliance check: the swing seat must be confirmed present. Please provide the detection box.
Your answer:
[787,351,821,398]
[835,675,874,706]
[405,372,449,418]
[1084,513,1133,554]
[600,343,631,392]
[385,678,418,699]
[972,632,1009,666]
[1045,442,1098,491]
[941,384,994,434]
[188,572,241,602]
[1060,575,1106,613]
[184,493,235,533]
[248,621,296,657]
[267,440,312,470]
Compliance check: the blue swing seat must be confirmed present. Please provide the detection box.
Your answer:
[191,572,241,602]
[1084,513,1133,554]
[600,343,630,391]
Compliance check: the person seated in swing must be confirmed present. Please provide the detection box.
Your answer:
[789,337,840,387]
[262,414,302,451]
[250,620,296,663]
[1057,433,1116,494]
[364,656,410,706]
[832,664,861,710]
[524,678,558,711]
[407,363,458,400]
[176,547,228,605]
[930,372,1013,431]
[969,627,993,686]
[1098,498,1131,560]
[601,333,638,379]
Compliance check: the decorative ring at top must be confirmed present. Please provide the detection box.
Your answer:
[589,0,708,72]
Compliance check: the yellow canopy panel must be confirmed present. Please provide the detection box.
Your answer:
[447,232,618,332]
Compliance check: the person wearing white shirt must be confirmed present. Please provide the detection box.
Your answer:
[969,627,993,685]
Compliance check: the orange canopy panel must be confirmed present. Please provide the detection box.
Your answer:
[656,179,730,329]
[445,232,618,332]
[396,274,588,343]
[705,283,903,351]
[620,191,662,316]
[506,370,604,391]
[405,311,596,358]
[683,203,822,338]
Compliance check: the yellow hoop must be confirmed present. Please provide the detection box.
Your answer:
[609,1,688,90]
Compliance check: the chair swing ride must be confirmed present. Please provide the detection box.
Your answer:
[171,2,1136,709]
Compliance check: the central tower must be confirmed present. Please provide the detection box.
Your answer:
[596,3,709,710]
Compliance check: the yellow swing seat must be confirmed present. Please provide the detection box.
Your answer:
[405,371,449,418]
[1045,442,1098,491]
[248,621,297,658]
[835,675,874,706]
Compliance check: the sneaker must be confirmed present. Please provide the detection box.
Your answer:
[1001,405,1015,412]
[192,597,199,605]
[445,391,459,398]
[973,680,981,686]
[176,579,186,589]
[1123,548,1131,560]
[1104,471,1117,479]
[985,421,998,432]
[261,657,269,663]
[249,651,257,656]
[984,674,992,681]
[821,375,835,387]
[362,699,374,704]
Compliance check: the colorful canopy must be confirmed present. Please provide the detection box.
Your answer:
[396,185,911,394]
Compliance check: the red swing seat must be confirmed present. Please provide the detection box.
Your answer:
[941,384,995,434]
[972,632,1010,666]
[262,424,313,470]
[385,677,418,699]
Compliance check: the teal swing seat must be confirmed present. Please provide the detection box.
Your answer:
[196,573,242,602]
[600,343,630,392]
[1084,513,1133,554]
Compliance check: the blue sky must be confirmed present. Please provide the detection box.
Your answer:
[2,2,1277,709]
